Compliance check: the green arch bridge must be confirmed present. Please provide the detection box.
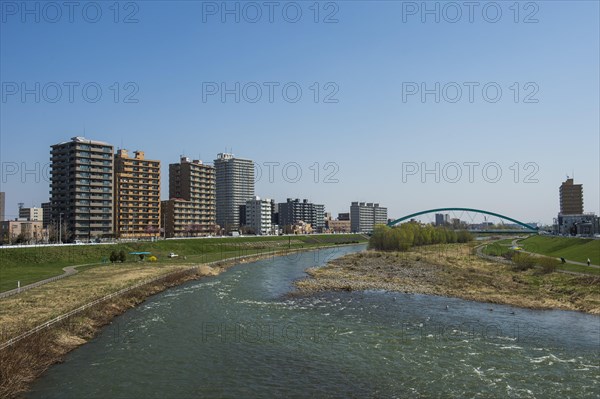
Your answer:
[387,207,539,232]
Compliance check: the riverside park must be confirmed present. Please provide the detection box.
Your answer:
[0,232,598,398]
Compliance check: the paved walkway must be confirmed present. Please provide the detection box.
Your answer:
[0,262,102,299]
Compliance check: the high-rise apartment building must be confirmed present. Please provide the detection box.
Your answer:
[350,202,388,233]
[214,153,254,232]
[50,137,114,241]
[163,157,215,237]
[114,149,161,238]
[559,178,583,215]
[245,196,275,235]
[278,198,325,233]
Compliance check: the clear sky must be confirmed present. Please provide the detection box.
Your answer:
[1,1,598,225]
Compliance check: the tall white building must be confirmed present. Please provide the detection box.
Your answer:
[245,196,274,235]
[214,153,254,232]
[350,202,388,233]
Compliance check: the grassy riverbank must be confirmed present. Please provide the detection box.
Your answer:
[0,265,217,399]
[0,239,365,399]
[295,243,600,314]
[0,234,366,292]
[517,235,600,265]
[0,235,366,338]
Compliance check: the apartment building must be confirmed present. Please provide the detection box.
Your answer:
[0,220,44,244]
[350,202,388,233]
[50,137,114,241]
[114,149,161,238]
[163,157,216,237]
[18,206,43,221]
[214,153,254,232]
[278,198,325,233]
[559,178,584,215]
[245,196,275,235]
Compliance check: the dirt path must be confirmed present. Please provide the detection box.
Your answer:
[0,263,102,299]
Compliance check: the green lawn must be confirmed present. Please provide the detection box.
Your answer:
[0,234,367,292]
[519,235,600,265]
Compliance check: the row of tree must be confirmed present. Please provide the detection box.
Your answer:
[369,223,473,251]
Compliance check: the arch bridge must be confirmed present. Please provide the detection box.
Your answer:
[387,207,538,232]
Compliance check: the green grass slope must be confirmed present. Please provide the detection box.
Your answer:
[519,235,600,265]
[0,234,366,292]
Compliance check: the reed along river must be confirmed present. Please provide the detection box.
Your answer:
[28,245,599,398]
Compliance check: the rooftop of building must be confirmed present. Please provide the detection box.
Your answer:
[215,153,253,162]
[52,136,113,147]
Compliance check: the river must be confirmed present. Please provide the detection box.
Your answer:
[28,245,599,398]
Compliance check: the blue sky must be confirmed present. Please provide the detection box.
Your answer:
[1,0,598,224]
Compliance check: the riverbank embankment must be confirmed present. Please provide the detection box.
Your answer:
[0,243,363,399]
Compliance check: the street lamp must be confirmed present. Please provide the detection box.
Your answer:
[59,212,64,244]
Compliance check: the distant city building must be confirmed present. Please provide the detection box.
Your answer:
[350,202,387,233]
[313,204,325,232]
[559,178,584,215]
[214,153,254,233]
[278,198,325,233]
[50,137,114,241]
[290,220,313,235]
[238,204,247,228]
[163,157,216,237]
[0,192,5,221]
[337,212,350,221]
[434,213,444,226]
[434,213,450,226]
[19,206,43,221]
[556,178,597,236]
[41,202,52,228]
[326,219,351,233]
[556,213,599,236]
[450,218,463,228]
[271,201,279,226]
[245,196,275,235]
[0,220,44,244]
[114,150,161,239]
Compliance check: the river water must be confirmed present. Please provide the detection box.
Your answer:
[29,245,599,398]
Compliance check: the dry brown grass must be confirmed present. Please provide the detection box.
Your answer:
[0,264,225,398]
[295,244,600,314]
[0,262,190,340]
[0,248,311,398]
